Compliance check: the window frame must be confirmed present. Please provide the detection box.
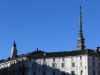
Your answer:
[72,62,75,67]
[61,63,65,67]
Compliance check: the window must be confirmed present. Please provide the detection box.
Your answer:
[43,71,46,75]
[62,57,65,62]
[32,63,37,68]
[53,71,55,75]
[71,71,75,75]
[0,69,1,74]
[80,56,82,60]
[92,70,95,75]
[80,62,82,66]
[93,56,95,60]
[99,62,100,67]
[18,61,20,67]
[98,71,100,75]
[72,62,75,67]
[61,72,65,75]
[33,72,36,75]
[80,70,83,75]
[71,57,74,61]
[22,59,24,63]
[61,63,65,67]
[43,58,46,62]
[33,59,36,62]
[52,63,56,68]
[29,59,31,61]
[93,62,95,66]
[42,63,47,68]
[13,62,15,70]
[10,66,11,71]
[53,58,55,62]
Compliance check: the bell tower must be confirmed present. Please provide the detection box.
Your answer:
[11,41,18,58]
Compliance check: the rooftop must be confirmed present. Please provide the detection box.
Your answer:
[0,48,100,64]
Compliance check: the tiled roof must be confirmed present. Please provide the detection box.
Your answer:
[0,49,100,63]
[27,49,88,58]
[0,54,28,64]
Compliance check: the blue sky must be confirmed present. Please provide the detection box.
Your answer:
[0,0,100,59]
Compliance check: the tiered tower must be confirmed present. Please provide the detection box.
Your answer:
[76,6,85,50]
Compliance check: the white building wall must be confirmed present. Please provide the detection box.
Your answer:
[0,54,96,75]
[25,54,88,75]
[88,55,100,75]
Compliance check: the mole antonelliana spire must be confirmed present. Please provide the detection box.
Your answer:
[76,6,85,50]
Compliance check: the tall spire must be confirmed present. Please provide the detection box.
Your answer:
[76,6,85,50]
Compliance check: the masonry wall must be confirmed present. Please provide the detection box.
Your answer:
[0,54,90,75]
[25,55,88,75]
[88,55,100,75]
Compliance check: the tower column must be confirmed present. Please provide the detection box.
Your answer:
[11,41,18,58]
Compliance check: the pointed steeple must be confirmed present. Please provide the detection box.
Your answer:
[11,40,18,58]
[76,6,85,50]
[13,40,16,46]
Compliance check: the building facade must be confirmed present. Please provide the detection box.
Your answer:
[0,6,100,75]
